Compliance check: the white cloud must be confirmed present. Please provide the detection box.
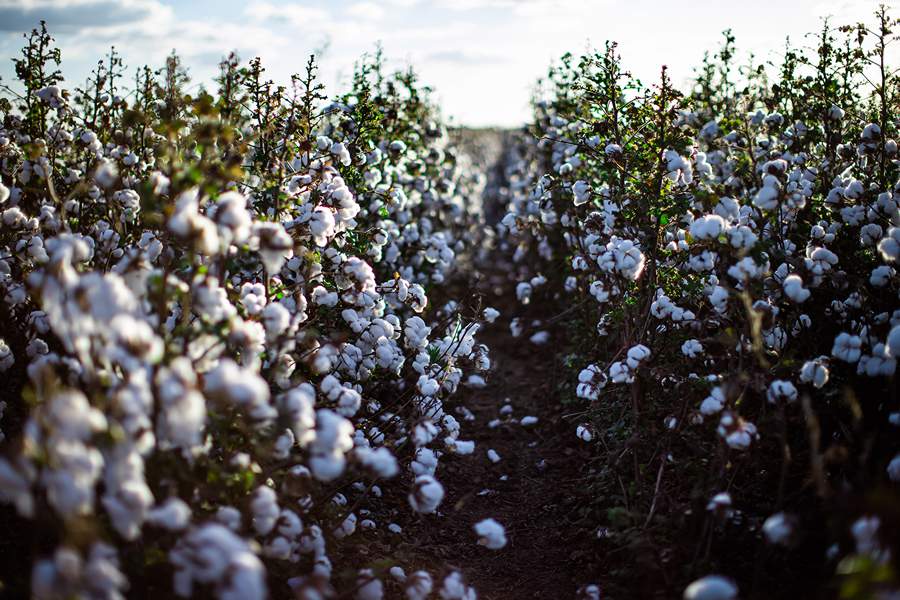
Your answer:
[346,2,386,20]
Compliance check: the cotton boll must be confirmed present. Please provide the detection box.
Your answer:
[487,449,501,463]
[626,344,651,370]
[762,512,793,545]
[700,387,725,415]
[683,575,738,600]
[439,571,476,600]
[146,497,192,531]
[800,357,830,388]
[576,424,594,442]
[409,475,444,514]
[832,332,862,363]
[887,325,900,358]
[766,380,798,404]
[473,518,507,549]
[690,215,726,240]
[681,339,703,358]
[529,331,550,345]
[782,274,810,303]
[887,454,900,482]
[356,569,383,600]
[405,571,433,600]
[520,416,538,426]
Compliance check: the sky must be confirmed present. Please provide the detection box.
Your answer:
[0,0,895,127]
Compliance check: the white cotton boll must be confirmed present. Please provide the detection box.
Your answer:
[146,497,192,531]
[878,227,900,262]
[870,265,894,287]
[510,318,524,338]
[800,358,830,388]
[250,486,280,535]
[262,302,290,339]
[334,512,357,539]
[690,215,726,240]
[887,325,900,358]
[309,409,354,481]
[449,439,475,455]
[474,518,507,549]
[572,180,591,206]
[0,339,13,372]
[516,282,533,304]
[520,416,538,426]
[887,454,900,482]
[411,448,438,476]
[405,571,433,600]
[530,331,550,345]
[626,344,651,370]
[762,512,793,545]
[859,343,897,377]
[356,569,383,600]
[766,380,798,404]
[439,571,476,600]
[482,307,500,323]
[681,339,704,358]
[832,332,862,363]
[466,374,487,388]
[417,375,440,397]
[609,361,632,384]
[709,286,728,314]
[409,475,444,514]
[576,424,594,442]
[700,387,725,415]
[683,575,738,600]
[782,274,810,303]
[576,364,607,401]
[487,449,501,463]
[0,181,9,204]
[355,446,399,479]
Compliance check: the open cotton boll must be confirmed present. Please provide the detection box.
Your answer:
[482,307,500,323]
[520,416,538,426]
[800,357,830,388]
[409,475,444,514]
[405,571,433,600]
[576,583,602,599]
[683,575,738,600]
[474,518,507,549]
[681,339,704,358]
[572,180,591,206]
[762,512,793,545]
[487,449,501,463]
[576,424,594,442]
[887,454,900,482]
[439,571,476,600]
[887,325,900,358]
[783,274,810,303]
[690,214,726,240]
[766,380,798,404]
[466,374,487,388]
[529,331,550,344]
[146,497,192,531]
[832,332,863,363]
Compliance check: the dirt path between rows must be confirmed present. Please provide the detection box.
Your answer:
[399,131,595,599]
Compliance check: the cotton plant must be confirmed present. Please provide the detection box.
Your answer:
[497,10,900,596]
[0,29,493,599]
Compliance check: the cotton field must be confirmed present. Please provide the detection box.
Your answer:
[0,5,899,599]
